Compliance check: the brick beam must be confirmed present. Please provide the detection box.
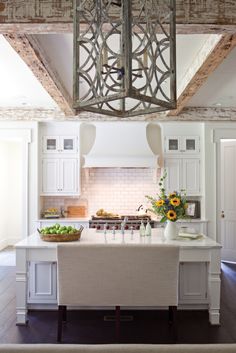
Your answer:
[1,107,236,121]
[1,1,236,34]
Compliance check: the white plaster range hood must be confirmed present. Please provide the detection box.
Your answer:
[83,122,158,168]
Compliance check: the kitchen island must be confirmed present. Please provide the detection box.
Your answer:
[15,229,221,326]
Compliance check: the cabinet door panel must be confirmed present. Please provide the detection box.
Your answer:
[182,136,200,154]
[182,159,200,195]
[165,136,181,153]
[164,158,182,193]
[28,262,57,303]
[60,136,77,153]
[179,262,208,303]
[42,159,59,194]
[60,159,77,193]
[42,136,59,153]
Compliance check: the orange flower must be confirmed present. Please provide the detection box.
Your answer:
[156,199,165,207]
[167,210,177,221]
[170,197,181,207]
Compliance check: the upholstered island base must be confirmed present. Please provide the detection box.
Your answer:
[0,344,235,353]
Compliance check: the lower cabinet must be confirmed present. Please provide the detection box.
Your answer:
[28,261,57,304]
[27,260,208,306]
[153,221,208,236]
[179,262,208,304]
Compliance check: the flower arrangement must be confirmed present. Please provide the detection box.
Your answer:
[146,171,188,223]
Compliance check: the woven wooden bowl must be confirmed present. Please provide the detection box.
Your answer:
[38,227,83,242]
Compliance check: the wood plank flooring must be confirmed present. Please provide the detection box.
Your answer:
[0,252,236,344]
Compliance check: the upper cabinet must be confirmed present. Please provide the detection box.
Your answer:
[165,136,200,154]
[163,128,201,196]
[40,124,80,196]
[43,136,77,154]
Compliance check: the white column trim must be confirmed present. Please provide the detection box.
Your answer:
[0,128,32,239]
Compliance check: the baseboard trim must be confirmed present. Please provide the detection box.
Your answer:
[0,238,20,251]
[0,239,8,251]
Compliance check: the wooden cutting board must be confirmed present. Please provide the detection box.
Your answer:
[67,206,87,218]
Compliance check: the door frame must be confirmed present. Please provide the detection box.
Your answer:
[214,128,236,245]
[0,129,31,240]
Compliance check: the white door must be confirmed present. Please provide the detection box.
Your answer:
[60,159,77,194]
[221,140,236,262]
[42,159,59,194]
[164,158,182,193]
[182,158,200,195]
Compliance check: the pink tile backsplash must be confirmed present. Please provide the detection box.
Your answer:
[42,168,159,217]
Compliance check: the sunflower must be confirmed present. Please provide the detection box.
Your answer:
[156,199,165,207]
[169,192,176,198]
[170,197,181,207]
[166,210,177,221]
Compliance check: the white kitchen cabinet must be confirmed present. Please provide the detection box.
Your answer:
[41,158,79,195]
[42,159,59,194]
[43,135,77,154]
[164,158,182,193]
[165,136,200,154]
[164,157,200,195]
[27,259,208,306]
[182,158,200,195]
[27,261,57,304]
[60,159,77,194]
[179,262,208,304]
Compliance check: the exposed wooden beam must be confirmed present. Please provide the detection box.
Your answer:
[4,33,74,116]
[1,1,236,34]
[168,34,236,116]
[26,34,73,110]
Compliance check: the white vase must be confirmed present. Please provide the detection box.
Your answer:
[164,220,177,240]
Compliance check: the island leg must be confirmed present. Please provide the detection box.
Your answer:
[16,248,28,325]
[208,248,221,325]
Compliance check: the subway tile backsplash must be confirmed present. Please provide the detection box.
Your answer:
[42,168,160,217]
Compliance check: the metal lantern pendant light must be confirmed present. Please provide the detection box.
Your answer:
[73,0,176,117]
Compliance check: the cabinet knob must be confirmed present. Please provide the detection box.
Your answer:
[221,211,225,219]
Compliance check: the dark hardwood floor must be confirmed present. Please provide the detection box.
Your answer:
[0,262,236,344]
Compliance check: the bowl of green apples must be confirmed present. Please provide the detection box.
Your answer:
[38,223,84,242]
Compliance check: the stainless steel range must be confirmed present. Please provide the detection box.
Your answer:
[89,215,154,231]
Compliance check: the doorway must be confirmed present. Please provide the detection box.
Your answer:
[0,139,23,252]
[220,139,236,262]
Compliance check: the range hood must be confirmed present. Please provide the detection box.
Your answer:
[83,122,158,168]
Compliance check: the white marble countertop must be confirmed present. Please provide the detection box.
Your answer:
[37,218,90,222]
[153,218,208,223]
[15,228,221,250]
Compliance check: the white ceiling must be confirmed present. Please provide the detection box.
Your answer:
[187,46,236,108]
[0,36,57,109]
[0,33,235,110]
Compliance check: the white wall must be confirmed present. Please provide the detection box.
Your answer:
[0,140,22,249]
[0,121,39,237]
